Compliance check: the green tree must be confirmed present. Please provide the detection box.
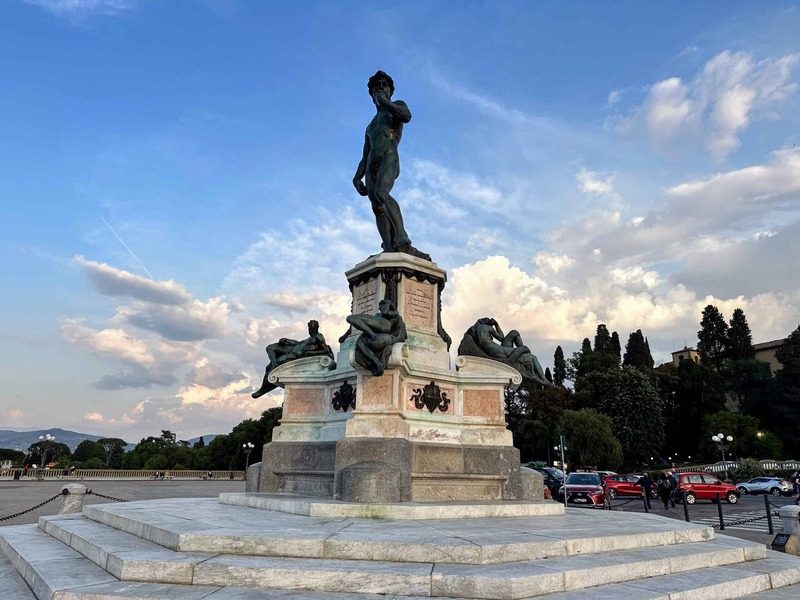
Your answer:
[82,458,107,469]
[97,437,128,468]
[0,448,26,466]
[72,440,107,463]
[28,441,70,465]
[122,437,162,470]
[193,436,206,449]
[723,359,772,413]
[143,454,170,471]
[727,308,755,361]
[611,331,622,365]
[559,409,623,470]
[623,329,653,370]
[553,346,567,388]
[775,323,800,386]
[700,411,766,461]
[597,368,665,469]
[662,360,726,460]
[697,305,729,371]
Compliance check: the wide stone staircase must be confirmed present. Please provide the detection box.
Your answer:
[2,496,800,599]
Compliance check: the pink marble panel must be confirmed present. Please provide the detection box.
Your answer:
[360,373,395,407]
[284,387,325,416]
[462,389,501,418]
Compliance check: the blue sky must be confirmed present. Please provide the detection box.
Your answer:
[2,1,799,442]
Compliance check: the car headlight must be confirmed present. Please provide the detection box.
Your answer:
[589,487,604,496]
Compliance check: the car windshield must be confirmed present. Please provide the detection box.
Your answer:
[566,473,601,485]
[546,468,565,479]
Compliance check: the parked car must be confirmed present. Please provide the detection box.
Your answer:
[604,473,658,499]
[525,466,565,497]
[673,472,740,504]
[595,470,617,480]
[735,477,792,496]
[557,472,606,507]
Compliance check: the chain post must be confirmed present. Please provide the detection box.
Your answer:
[765,495,774,535]
[715,492,725,530]
[682,495,690,522]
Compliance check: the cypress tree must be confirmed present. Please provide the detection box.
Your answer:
[611,331,622,364]
[697,305,729,371]
[623,330,653,370]
[727,308,755,361]
[545,367,553,384]
[553,346,567,387]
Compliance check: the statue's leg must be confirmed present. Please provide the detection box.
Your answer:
[501,330,524,348]
[366,166,394,250]
[251,365,276,398]
[375,161,411,248]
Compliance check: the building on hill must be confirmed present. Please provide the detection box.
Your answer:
[671,346,700,366]
[753,339,785,376]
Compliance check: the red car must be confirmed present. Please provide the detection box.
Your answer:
[604,474,657,499]
[558,472,606,507]
[674,472,740,504]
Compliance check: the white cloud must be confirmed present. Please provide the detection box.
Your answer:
[606,89,624,109]
[620,50,800,160]
[84,412,104,422]
[534,253,575,275]
[60,318,155,366]
[26,0,133,20]
[112,296,231,342]
[73,256,191,305]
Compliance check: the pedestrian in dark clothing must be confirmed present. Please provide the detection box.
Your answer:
[637,473,654,509]
[791,470,800,505]
[657,473,672,509]
[667,470,678,507]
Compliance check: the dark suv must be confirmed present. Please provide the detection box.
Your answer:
[525,466,565,497]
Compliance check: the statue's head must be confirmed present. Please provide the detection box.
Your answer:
[307,320,320,334]
[477,317,494,326]
[368,70,394,97]
[378,299,394,314]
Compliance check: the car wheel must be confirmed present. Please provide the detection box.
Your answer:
[685,492,696,505]
[726,492,739,504]
[608,489,617,500]
[770,488,782,497]
[737,486,748,495]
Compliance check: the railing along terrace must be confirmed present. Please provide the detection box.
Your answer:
[0,469,246,480]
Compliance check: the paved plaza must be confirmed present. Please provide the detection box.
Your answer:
[0,479,245,526]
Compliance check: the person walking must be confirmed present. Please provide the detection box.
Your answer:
[791,469,800,505]
[667,470,678,508]
[637,473,654,509]
[657,473,672,509]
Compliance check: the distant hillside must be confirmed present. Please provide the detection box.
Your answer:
[0,428,121,452]
[186,434,221,446]
[0,429,223,453]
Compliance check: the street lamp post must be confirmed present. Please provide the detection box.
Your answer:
[38,434,55,467]
[554,435,568,508]
[711,433,733,462]
[242,442,254,469]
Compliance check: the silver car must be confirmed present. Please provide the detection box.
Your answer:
[735,477,791,496]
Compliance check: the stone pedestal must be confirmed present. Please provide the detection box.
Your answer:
[256,253,537,503]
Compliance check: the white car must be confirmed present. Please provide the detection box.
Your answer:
[735,477,791,496]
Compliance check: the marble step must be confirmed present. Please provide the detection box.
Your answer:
[537,552,800,599]
[0,554,37,600]
[38,514,218,584]
[34,581,471,600]
[0,524,117,600]
[81,499,716,565]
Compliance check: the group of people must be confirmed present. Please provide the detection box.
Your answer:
[635,471,679,510]
[791,469,800,505]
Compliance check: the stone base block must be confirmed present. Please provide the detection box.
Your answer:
[259,441,336,498]
[340,461,403,503]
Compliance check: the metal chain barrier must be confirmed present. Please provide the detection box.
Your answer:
[0,491,65,522]
[605,496,643,510]
[86,490,129,503]
[710,510,779,529]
